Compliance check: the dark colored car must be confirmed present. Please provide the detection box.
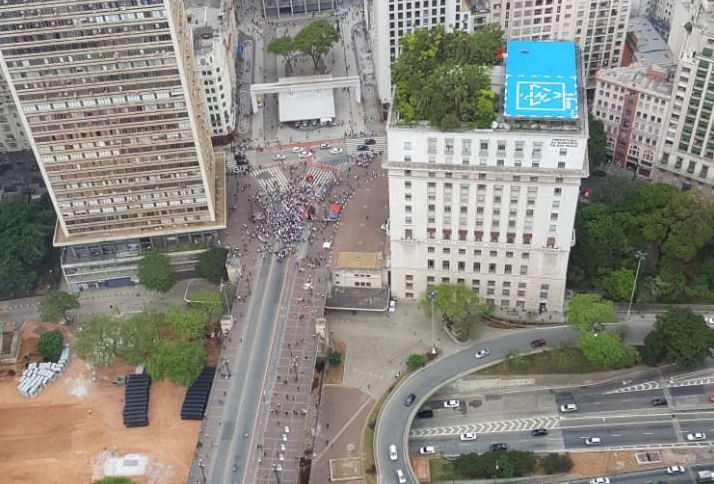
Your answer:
[531,428,549,437]
[416,409,434,419]
[489,443,508,451]
[651,397,667,406]
[591,169,607,177]
[530,339,546,348]
[356,145,370,151]
[404,393,416,407]
[364,138,376,145]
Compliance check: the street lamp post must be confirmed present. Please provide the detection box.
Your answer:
[272,464,282,484]
[627,251,647,317]
[427,290,437,354]
[493,462,499,483]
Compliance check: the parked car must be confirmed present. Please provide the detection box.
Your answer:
[489,443,508,451]
[585,437,601,446]
[443,399,460,408]
[364,138,376,145]
[416,409,434,419]
[329,147,343,154]
[356,144,369,151]
[474,348,491,359]
[389,444,398,461]
[560,403,578,413]
[687,432,706,441]
[531,428,549,437]
[460,432,477,441]
[273,154,286,161]
[388,299,396,312]
[591,169,607,177]
[530,339,546,348]
[419,446,436,455]
[666,465,686,474]
[651,397,667,406]
[404,393,416,407]
[709,394,714,402]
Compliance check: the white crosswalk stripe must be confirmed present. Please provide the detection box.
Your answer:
[252,166,290,192]
[606,376,714,394]
[409,416,561,438]
[300,168,336,193]
[344,136,386,155]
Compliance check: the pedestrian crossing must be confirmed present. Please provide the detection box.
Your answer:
[410,416,561,438]
[605,376,714,394]
[251,165,336,195]
[344,136,386,155]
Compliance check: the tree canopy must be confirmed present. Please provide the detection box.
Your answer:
[294,20,340,73]
[565,293,616,332]
[576,331,640,370]
[39,290,79,322]
[643,308,714,369]
[138,251,175,293]
[146,339,206,386]
[420,282,489,342]
[74,315,122,367]
[601,268,635,302]
[587,114,606,171]
[196,247,228,284]
[188,291,224,328]
[37,329,64,362]
[117,310,163,366]
[392,25,502,129]
[0,196,56,298]
[267,35,299,74]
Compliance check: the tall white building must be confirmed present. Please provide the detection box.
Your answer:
[386,41,588,313]
[593,64,672,175]
[0,69,30,153]
[0,0,226,291]
[373,0,632,102]
[654,0,714,193]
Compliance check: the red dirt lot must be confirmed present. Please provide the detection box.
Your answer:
[0,323,201,484]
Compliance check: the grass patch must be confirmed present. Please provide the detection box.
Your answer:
[325,340,346,384]
[429,457,457,481]
[473,347,605,375]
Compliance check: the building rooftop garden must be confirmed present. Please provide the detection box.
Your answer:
[391,24,503,131]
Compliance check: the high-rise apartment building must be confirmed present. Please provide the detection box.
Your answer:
[654,0,714,193]
[593,64,672,175]
[0,0,226,291]
[373,0,631,102]
[0,69,30,153]
[386,41,588,313]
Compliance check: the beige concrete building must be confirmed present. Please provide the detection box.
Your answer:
[0,0,226,291]
[0,69,30,153]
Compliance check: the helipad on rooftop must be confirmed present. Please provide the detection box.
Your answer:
[504,40,579,120]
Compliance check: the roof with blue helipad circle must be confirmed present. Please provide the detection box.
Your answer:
[504,40,579,120]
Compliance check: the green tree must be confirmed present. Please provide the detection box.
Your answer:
[164,304,207,341]
[146,339,206,386]
[505,348,526,370]
[294,20,340,73]
[39,290,79,322]
[0,196,56,298]
[117,310,163,366]
[406,353,425,371]
[328,348,342,366]
[565,293,616,332]
[37,329,64,362]
[196,247,228,284]
[577,331,640,370]
[601,268,635,302]
[644,308,714,369]
[420,282,489,342]
[188,291,224,327]
[74,315,122,367]
[587,114,606,171]
[267,35,299,74]
[453,451,536,479]
[138,251,175,293]
[540,453,574,474]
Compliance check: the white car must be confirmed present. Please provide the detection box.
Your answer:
[444,399,460,408]
[319,143,331,149]
[396,469,407,484]
[388,299,396,312]
[585,437,601,446]
[474,348,490,359]
[291,146,302,153]
[272,154,286,161]
[687,432,706,441]
[297,150,311,158]
[666,465,686,474]
[419,446,436,455]
[460,432,477,441]
[589,478,610,484]
[389,444,398,461]
[560,403,578,413]
[330,147,343,154]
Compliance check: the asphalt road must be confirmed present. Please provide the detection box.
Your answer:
[571,463,714,483]
[374,326,580,484]
[208,252,293,483]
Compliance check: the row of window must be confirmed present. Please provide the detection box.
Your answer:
[403,274,552,301]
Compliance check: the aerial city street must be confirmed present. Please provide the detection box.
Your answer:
[0,0,714,484]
